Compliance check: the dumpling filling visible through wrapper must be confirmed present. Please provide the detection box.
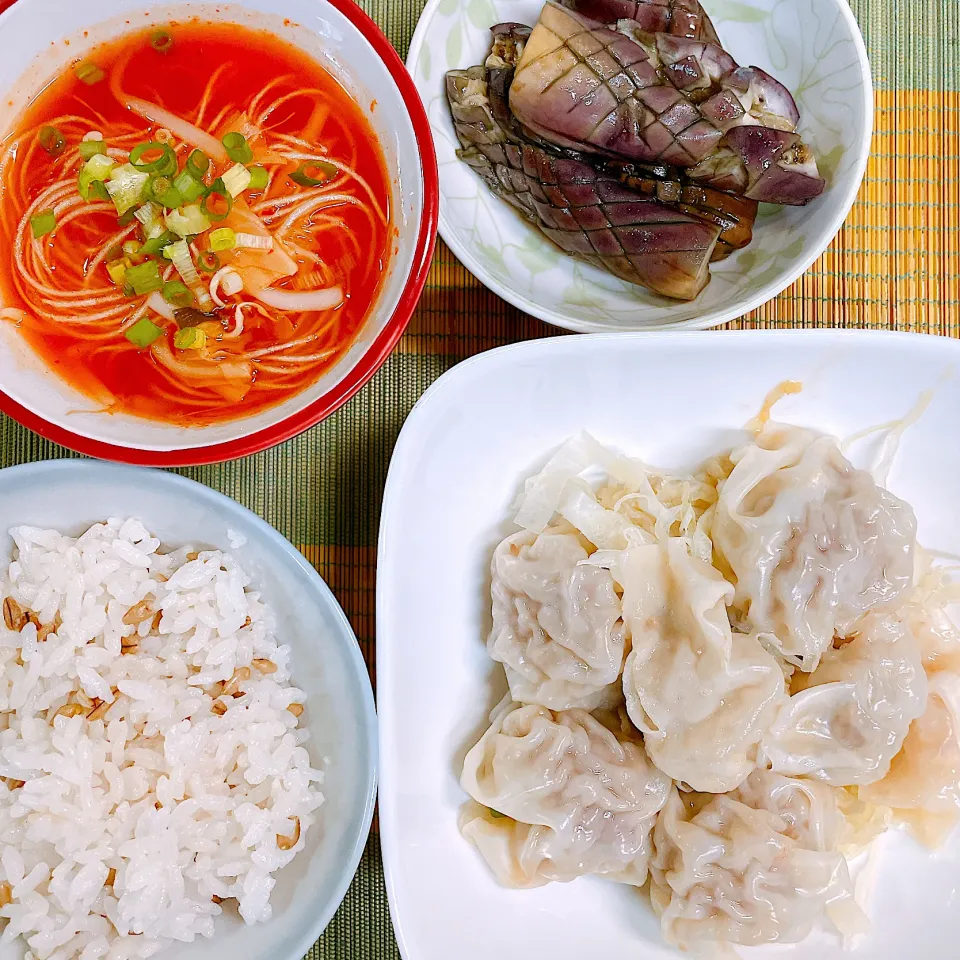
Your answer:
[713,423,917,672]
[761,612,927,786]
[616,539,784,792]
[650,770,859,948]
[460,702,671,887]
[488,529,626,710]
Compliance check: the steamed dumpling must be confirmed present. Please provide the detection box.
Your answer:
[489,529,626,710]
[860,584,960,840]
[618,540,785,791]
[859,675,960,843]
[713,423,917,671]
[733,769,846,849]
[650,770,855,948]
[761,612,927,785]
[460,702,671,887]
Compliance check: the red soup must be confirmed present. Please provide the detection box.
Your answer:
[0,22,392,424]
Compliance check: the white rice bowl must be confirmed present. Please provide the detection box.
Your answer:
[0,518,325,960]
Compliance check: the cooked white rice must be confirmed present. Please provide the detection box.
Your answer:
[0,519,324,960]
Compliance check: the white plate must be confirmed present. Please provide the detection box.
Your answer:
[377,330,960,960]
[406,0,871,331]
[0,461,377,960]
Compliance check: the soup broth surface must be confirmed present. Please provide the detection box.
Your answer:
[0,22,392,424]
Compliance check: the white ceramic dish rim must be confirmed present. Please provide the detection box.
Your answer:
[405,0,874,333]
[0,458,379,958]
[376,327,960,960]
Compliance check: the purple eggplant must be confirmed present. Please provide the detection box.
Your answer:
[447,66,721,299]
[510,3,724,166]
[684,146,749,193]
[509,2,822,203]
[723,126,826,204]
[655,35,799,130]
[485,24,757,257]
[606,162,757,258]
[560,0,720,43]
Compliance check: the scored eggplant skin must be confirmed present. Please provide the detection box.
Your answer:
[484,23,757,260]
[723,126,826,205]
[444,1,824,300]
[560,0,720,44]
[447,65,721,300]
[509,2,823,204]
[605,162,757,260]
[510,3,723,166]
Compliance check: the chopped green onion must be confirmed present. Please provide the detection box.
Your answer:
[124,317,163,348]
[125,260,163,295]
[106,258,130,286]
[108,163,135,181]
[105,164,150,215]
[140,231,176,258]
[289,160,337,188]
[133,202,163,239]
[221,132,253,164]
[74,61,105,85]
[38,125,67,158]
[78,140,107,160]
[150,29,174,54]
[77,153,116,200]
[165,204,211,238]
[208,227,236,252]
[148,175,184,210]
[173,170,205,204]
[78,153,116,200]
[222,163,252,199]
[488,808,507,819]
[166,239,200,286]
[186,150,209,180]
[86,154,116,178]
[246,166,269,192]
[195,287,216,312]
[30,210,57,239]
[162,280,195,307]
[234,232,272,251]
[197,251,220,274]
[130,142,177,176]
[200,180,232,222]
[174,327,206,350]
[122,240,142,260]
[78,170,104,202]
[134,201,161,224]
[135,203,166,241]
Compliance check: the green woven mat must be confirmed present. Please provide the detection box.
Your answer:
[1,0,958,956]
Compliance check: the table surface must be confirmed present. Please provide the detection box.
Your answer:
[0,0,958,957]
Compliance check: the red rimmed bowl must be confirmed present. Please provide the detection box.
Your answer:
[0,0,437,466]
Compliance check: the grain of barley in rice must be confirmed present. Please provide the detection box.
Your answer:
[0,518,324,960]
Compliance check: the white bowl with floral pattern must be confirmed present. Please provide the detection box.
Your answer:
[407,0,872,332]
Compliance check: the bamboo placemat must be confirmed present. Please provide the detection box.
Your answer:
[0,0,957,956]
